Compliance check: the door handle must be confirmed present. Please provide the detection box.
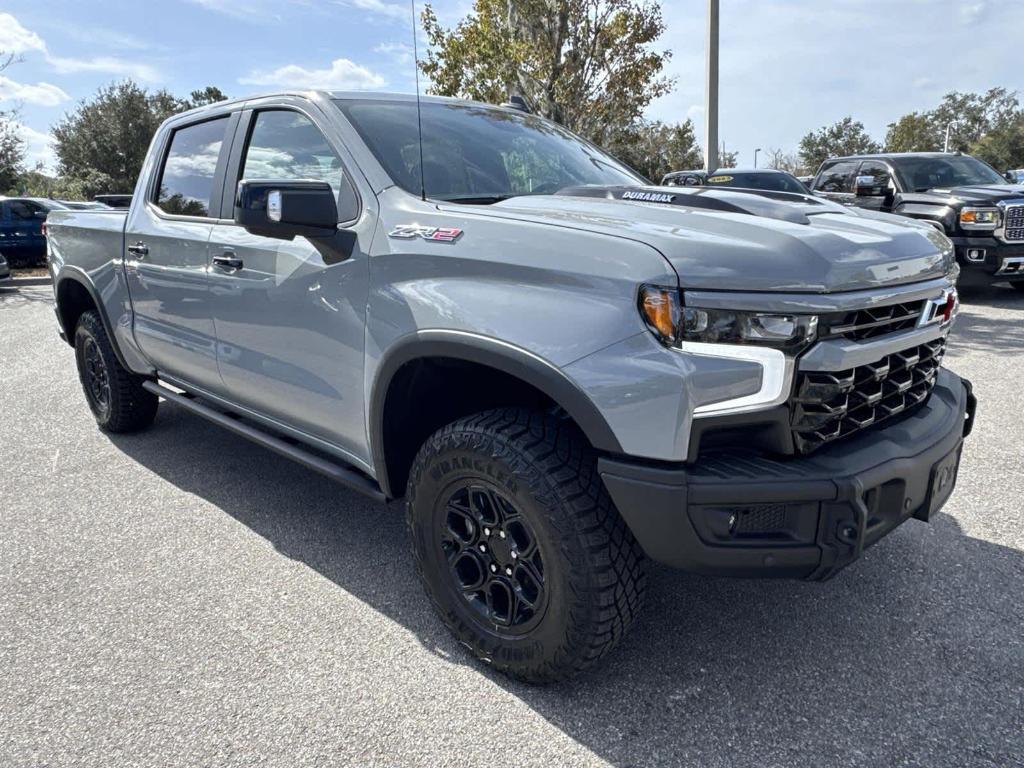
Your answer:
[127,241,148,257]
[212,253,244,272]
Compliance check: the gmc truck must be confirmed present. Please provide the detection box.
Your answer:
[46,92,976,682]
[811,152,1024,290]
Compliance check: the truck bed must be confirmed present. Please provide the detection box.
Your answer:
[46,209,128,275]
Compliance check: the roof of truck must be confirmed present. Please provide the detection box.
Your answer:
[176,90,521,122]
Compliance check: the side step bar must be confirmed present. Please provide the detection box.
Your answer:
[142,380,387,503]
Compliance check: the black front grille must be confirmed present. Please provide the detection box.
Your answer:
[820,300,925,341]
[790,338,946,453]
[1005,204,1024,243]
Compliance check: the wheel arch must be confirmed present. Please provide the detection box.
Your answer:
[369,331,623,499]
[54,270,131,367]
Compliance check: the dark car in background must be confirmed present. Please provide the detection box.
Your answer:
[93,194,133,209]
[57,200,113,211]
[0,198,69,267]
[810,152,1024,290]
[661,168,812,194]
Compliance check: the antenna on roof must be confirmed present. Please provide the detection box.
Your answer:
[410,0,427,202]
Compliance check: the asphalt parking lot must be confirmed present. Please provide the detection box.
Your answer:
[1,283,1022,768]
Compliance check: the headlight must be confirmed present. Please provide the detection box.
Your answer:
[639,285,818,351]
[960,207,1000,230]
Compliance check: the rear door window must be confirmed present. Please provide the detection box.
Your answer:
[9,200,44,220]
[155,117,230,217]
[815,160,859,193]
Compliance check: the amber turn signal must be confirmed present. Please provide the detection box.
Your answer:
[639,286,680,344]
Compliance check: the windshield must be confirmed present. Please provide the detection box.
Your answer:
[335,99,644,201]
[705,172,808,194]
[892,155,1007,191]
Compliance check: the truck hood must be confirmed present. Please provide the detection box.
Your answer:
[453,186,953,293]
[903,183,1024,205]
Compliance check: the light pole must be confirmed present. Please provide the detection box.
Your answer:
[943,123,953,153]
[704,0,719,172]
[754,148,762,168]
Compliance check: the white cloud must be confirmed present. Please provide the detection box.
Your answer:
[12,121,56,173]
[185,0,283,22]
[961,1,989,22]
[0,14,160,81]
[336,0,408,21]
[47,55,160,82]
[239,58,386,90]
[0,13,46,54]
[375,41,414,65]
[0,75,69,106]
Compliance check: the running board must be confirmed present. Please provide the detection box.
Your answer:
[142,380,386,503]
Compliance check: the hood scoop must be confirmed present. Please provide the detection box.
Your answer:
[556,184,822,225]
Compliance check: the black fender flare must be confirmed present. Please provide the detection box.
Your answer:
[369,330,624,498]
[54,268,131,370]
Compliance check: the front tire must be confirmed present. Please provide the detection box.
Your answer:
[1011,281,1024,292]
[74,311,158,432]
[406,408,646,683]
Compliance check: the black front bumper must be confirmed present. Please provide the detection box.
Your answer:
[600,370,976,581]
[952,236,1024,285]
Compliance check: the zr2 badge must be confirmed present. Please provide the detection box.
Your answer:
[388,225,464,242]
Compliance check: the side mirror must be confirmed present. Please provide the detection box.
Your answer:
[1005,171,1018,183]
[854,175,886,197]
[235,179,338,240]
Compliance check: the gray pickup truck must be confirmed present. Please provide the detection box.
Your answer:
[47,91,976,682]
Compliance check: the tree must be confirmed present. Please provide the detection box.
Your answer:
[885,112,940,152]
[799,117,880,172]
[931,87,1019,152]
[884,88,1024,169]
[765,148,804,175]
[420,0,674,148]
[0,51,26,193]
[0,115,25,193]
[51,81,225,194]
[186,86,229,108]
[606,119,701,181]
[971,114,1024,171]
[717,149,738,169]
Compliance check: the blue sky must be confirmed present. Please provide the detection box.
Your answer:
[1,0,1021,173]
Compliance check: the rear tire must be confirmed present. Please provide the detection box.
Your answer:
[74,311,158,433]
[406,408,646,683]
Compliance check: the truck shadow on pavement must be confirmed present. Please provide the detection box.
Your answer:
[947,283,1024,358]
[107,402,1024,768]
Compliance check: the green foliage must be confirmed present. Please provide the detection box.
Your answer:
[420,0,674,149]
[799,117,881,172]
[885,112,940,153]
[186,86,229,108]
[930,87,1019,152]
[971,114,1024,172]
[0,113,25,193]
[11,168,116,200]
[50,81,228,196]
[886,89,1024,170]
[0,51,26,193]
[606,119,702,181]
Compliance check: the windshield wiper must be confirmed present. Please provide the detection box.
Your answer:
[436,194,518,205]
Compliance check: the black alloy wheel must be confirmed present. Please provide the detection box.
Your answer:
[440,482,547,634]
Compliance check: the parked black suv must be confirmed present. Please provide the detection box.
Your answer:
[811,152,1024,290]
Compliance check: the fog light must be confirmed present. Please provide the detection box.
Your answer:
[966,248,986,262]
